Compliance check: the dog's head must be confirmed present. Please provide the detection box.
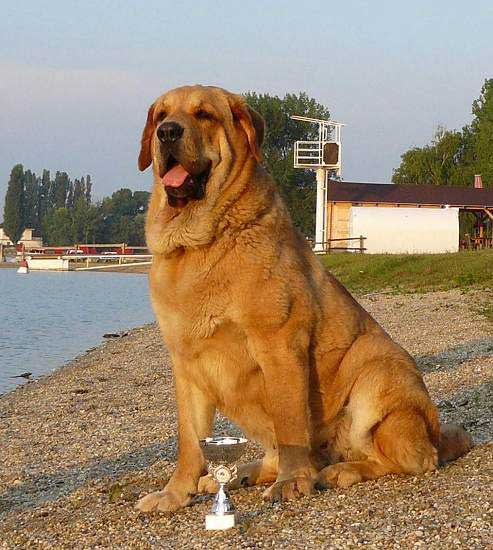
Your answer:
[138,85,264,208]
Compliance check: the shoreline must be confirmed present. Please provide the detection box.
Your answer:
[1,289,492,548]
[0,262,150,274]
[0,324,156,398]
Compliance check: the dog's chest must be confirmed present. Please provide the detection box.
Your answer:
[150,255,230,340]
[183,324,265,418]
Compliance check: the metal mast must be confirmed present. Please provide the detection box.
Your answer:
[291,115,345,253]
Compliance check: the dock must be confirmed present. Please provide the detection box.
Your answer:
[25,254,152,271]
[1,242,152,272]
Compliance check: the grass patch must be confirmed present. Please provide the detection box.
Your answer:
[320,249,493,294]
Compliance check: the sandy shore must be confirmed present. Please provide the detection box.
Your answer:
[1,289,492,549]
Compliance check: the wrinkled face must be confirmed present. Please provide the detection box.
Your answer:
[138,85,264,208]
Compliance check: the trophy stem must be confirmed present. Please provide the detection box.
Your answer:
[211,483,235,515]
[206,477,237,530]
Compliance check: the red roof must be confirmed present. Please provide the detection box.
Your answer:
[327,180,493,208]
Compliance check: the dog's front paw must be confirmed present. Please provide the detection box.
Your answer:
[262,476,315,503]
[197,474,218,494]
[135,489,191,513]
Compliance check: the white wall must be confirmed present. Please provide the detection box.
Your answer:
[349,206,459,254]
[26,257,70,271]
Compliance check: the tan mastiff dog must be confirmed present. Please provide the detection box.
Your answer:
[135,85,471,513]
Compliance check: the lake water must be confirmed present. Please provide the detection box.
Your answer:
[0,269,155,394]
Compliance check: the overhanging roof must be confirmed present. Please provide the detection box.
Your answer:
[327,180,493,208]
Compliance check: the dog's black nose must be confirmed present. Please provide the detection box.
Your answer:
[156,122,184,143]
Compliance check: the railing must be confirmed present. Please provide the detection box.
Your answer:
[26,253,152,270]
[62,254,152,269]
[310,236,366,254]
[294,141,323,167]
[460,236,493,250]
[21,243,150,254]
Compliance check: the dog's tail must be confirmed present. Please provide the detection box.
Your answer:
[438,423,473,464]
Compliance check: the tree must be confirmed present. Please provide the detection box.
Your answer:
[53,171,70,208]
[24,169,39,229]
[392,127,463,186]
[85,174,92,204]
[42,207,73,245]
[3,164,26,244]
[71,198,102,243]
[38,169,52,223]
[393,79,493,188]
[244,92,331,236]
[109,188,136,217]
[83,204,102,243]
[3,163,149,246]
[133,190,150,213]
[132,213,146,245]
[97,188,150,245]
[66,181,74,210]
[73,178,84,205]
[468,78,493,185]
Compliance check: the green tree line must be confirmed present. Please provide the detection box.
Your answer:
[4,81,491,247]
[2,166,149,246]
[393,79,493,187]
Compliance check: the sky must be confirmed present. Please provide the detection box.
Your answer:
[1,0,492,215]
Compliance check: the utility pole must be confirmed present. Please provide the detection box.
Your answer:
[291,115,344,253]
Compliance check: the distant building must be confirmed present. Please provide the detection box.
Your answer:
[326,179,493,254]
[0,227,43,248]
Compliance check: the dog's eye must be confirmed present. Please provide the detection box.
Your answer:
[195,109,213,121]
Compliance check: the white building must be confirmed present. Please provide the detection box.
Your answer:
[325,180,493,254]
[0,227,43,248]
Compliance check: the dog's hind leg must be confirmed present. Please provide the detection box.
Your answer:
[317,407,438,489]
[198,450,278,493]
[316,459,395,489]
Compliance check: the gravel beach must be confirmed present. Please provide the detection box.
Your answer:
[1,289,492,549]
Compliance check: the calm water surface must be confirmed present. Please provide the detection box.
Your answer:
[0,269,154,394]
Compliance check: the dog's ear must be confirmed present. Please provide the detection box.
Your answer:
[227,94,265,163]
[138,103,156,171]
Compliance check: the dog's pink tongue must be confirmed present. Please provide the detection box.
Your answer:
[162,164,190,188]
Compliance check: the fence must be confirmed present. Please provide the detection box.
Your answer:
[310,236,366,254]
[61,254,152,270]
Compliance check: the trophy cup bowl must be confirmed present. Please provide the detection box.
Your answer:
[199,436,248,530]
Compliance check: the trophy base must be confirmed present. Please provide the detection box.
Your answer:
[205,513,237,530]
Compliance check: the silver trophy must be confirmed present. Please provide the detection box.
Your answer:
[199,436,248,530]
